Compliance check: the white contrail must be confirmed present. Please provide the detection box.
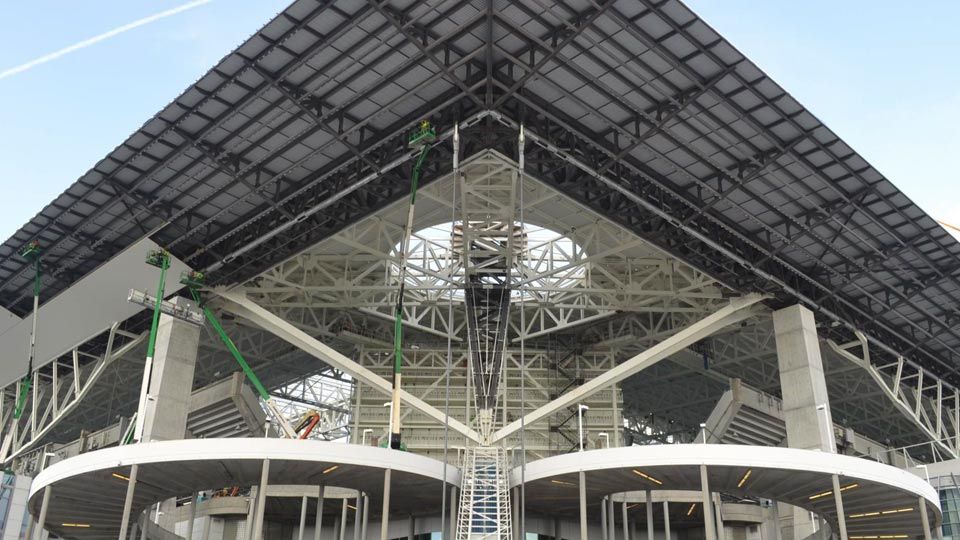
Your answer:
[0,0,214,81]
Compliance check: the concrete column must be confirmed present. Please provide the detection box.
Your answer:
[700,465,717,540]
[141,297,201,441]
[380,469,392,540]
[245,488,257,540]
[253,459,270,540]
[187,492,199,540]
[601,496,609,540]
[340,497,349,540]
[554,516,561,540]
[362,494,370,540]
[646,490,653,540]
[773,305,835,540]
[408,514,415,540]
[201,516,212,540]
[609,496,617,540]
[714,495,725,540]
[118,465,139,540]
[831,476,848,540]
[299,495,309,540]
[333,517,341,540]
[771,502,782,540]
[578,472,588,540]
[450,486,458,540]
[622,501,630,540]
[141,509,149,540]
[354,493,362,540]
[663,501,670,540]
[512,487,521,540]
[315,484,326,540]
[34,486,51,540]
[919,496,932,540]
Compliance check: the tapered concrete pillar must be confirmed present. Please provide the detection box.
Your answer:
[609,496,617,540]
[700,465,717,540]
[252,460,270,540]
[362,494,369,540]
[315,484,326,540]
[299,495,309,540]
[578,472,588,540]
[919,496,932,540]
[646,490,653,540]
[663,501,671,540]
[340,497,349,540]
[449,486,458,540]
[380,469,392,540]
[354,493,362,540]
[187,492,198,540]
[601,496,609,540]
[622,500,630,540]
[832,476,848,540]
[35,486,51,540]
[118,465,139,540]
[774,304,835,540]
[140,297,201,441]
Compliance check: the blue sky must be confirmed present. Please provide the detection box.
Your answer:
[0,1,958,243]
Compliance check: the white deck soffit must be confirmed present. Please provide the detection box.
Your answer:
[513,444,940,536]
[29,439,459,539]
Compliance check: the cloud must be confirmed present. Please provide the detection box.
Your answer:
[0,0,214,82]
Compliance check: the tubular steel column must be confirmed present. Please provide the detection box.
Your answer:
[201,516,212,540]
[700,465,717,540]
[646,490,654,540]
[601,497,608,540]
[622,501,630,540]
[831,475,848,540]
[299,495,309,540]
[663,501,670,540]
[340,497,349,540]
[408,514,415,540]
[34,486,51,540]
[315,484,326,540]
[554,517,561,540]
[118,465,139,540]
[579,472,588,540]
[380,469,392,540]
[253,460,270,540]
[919,496,932,540]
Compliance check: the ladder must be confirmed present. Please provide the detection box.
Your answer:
[455,446,512,540]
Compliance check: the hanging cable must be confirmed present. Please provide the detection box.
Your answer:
[517,124,527,540]
[441,121,460,539]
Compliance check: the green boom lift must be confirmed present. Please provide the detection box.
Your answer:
[388,120,437,450]
[179,270,298,438]
[0,241,42,461]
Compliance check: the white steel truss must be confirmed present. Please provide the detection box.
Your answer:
[829,332,960,460]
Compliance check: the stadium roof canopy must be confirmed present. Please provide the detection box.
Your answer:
[3,0,960,387]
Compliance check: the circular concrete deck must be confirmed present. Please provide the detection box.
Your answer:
[512,444,940,537]
[28,439,459,539]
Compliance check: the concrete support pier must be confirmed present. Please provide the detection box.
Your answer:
[773,304,835,540]
[140,297,201,442]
